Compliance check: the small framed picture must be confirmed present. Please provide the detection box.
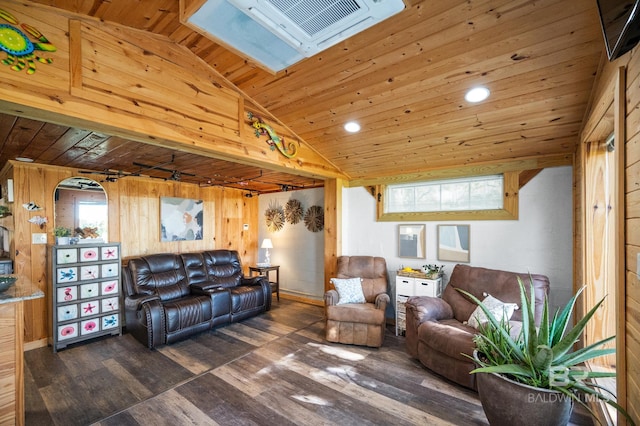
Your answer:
[438,225,470,262]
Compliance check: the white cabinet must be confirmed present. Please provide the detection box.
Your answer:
[395,274,442,336]
[51,243,122,351]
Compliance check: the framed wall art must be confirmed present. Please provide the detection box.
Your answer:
[160,197,203,241]
[398,224,425,259]
[437,224,470,262]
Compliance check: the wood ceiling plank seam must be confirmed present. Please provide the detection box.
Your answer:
[79,19,242,99]
[78,25,242,114]
[238,1,597,108]
[322,129,582,156]
[231,0,514,92]
[266,20,601,118]
[19,123,69,160]
[0,113,18,151]
[273,75,595,140]
[302,91,592,149]
[277,40,601,126]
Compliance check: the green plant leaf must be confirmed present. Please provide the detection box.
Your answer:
[550,295,606,361]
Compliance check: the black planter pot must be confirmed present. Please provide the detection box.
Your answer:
[474,352,574,426]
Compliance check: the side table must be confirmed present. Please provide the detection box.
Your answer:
[249,265,280,301]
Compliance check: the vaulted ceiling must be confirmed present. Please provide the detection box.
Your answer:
[1,0,606,193]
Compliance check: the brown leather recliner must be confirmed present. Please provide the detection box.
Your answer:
[405,264,549,390]
[324,256,390,347]
[122,250,271,349]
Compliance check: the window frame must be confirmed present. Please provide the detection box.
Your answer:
[376,171,519,221]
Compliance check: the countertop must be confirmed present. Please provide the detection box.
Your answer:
[0,275,44,304]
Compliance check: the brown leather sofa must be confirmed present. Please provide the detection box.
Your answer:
[324,256,390,347]
[405,264,549,390]
[122,249,271,348]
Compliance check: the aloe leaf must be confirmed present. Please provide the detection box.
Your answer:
[555,338,616,366]
[532,345,553,371]
[569,382,636,426]
[551,295,606,360]
[550,286,584,345]
[471,364,534,378]
[538,295,550,346]
[457,288,525,360]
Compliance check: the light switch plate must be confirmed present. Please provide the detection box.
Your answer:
[32,233,47,244]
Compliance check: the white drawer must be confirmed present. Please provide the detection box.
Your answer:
[414,279,438,297]
[396,278,413,296]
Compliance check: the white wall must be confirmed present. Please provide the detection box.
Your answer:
[257,167,574,312]
[258,188,324,301]
[342,166,574,314]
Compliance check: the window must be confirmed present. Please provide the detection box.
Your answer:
[385,175,503,213]
[77,202,108,237]
[377,171,518,221]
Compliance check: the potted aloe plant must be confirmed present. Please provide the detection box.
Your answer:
[459,279,634,426]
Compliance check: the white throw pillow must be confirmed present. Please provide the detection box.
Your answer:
[467,293,519,329]
[331,277,365,305]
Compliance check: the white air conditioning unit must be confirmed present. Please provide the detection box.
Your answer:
[187,0,405,72]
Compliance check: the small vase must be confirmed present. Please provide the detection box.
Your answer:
[57,237,70,245]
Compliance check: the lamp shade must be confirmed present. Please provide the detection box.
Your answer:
[261,238,273,249]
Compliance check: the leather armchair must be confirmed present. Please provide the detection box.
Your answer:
[405,264,549,390]
[324,256,390,347]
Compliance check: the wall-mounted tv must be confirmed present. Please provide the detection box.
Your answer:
[597,0,640,60]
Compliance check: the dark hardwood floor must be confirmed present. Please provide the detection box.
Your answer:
[24,300,593,425]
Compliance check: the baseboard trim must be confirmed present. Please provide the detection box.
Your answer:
[279,293,324,307]
[24,338,48,352]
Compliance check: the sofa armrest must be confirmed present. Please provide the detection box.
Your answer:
[124,295,164,349]
[406,296,454,324]
[189,282,222,294]
[124,293,161,311]
[324,289,339,306]
[375,293,390,310]
[240,276,265,286]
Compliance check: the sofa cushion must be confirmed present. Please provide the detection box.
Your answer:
[230,285,265,313]
[202,250,242,288]
[419,318,477,361]
[442,264,549,325]
[326,303,385,325]
[128,254,190,301]
[331,277,365,304]
[163,295,213,333]
[467,294,519,329]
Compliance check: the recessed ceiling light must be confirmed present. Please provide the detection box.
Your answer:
[465,86,490,103]
[15,157,34,162]
[344,121,361,133]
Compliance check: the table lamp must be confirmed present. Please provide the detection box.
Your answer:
[261,238,273,265]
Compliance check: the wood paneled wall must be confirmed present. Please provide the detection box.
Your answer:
[580,48,640,423]
[4,161,258,346]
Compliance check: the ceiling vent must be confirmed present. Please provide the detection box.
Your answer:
[186,0,405,72]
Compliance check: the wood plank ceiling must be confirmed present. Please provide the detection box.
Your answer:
[1,0,605,193]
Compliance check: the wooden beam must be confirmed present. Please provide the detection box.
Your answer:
[346,154,572,187]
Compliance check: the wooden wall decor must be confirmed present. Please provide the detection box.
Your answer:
[284,199,303,224]
[304,205,324,232]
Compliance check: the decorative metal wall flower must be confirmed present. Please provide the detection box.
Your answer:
[265,204,285,232]
[284,199,303,224]
[304,205,324,232]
